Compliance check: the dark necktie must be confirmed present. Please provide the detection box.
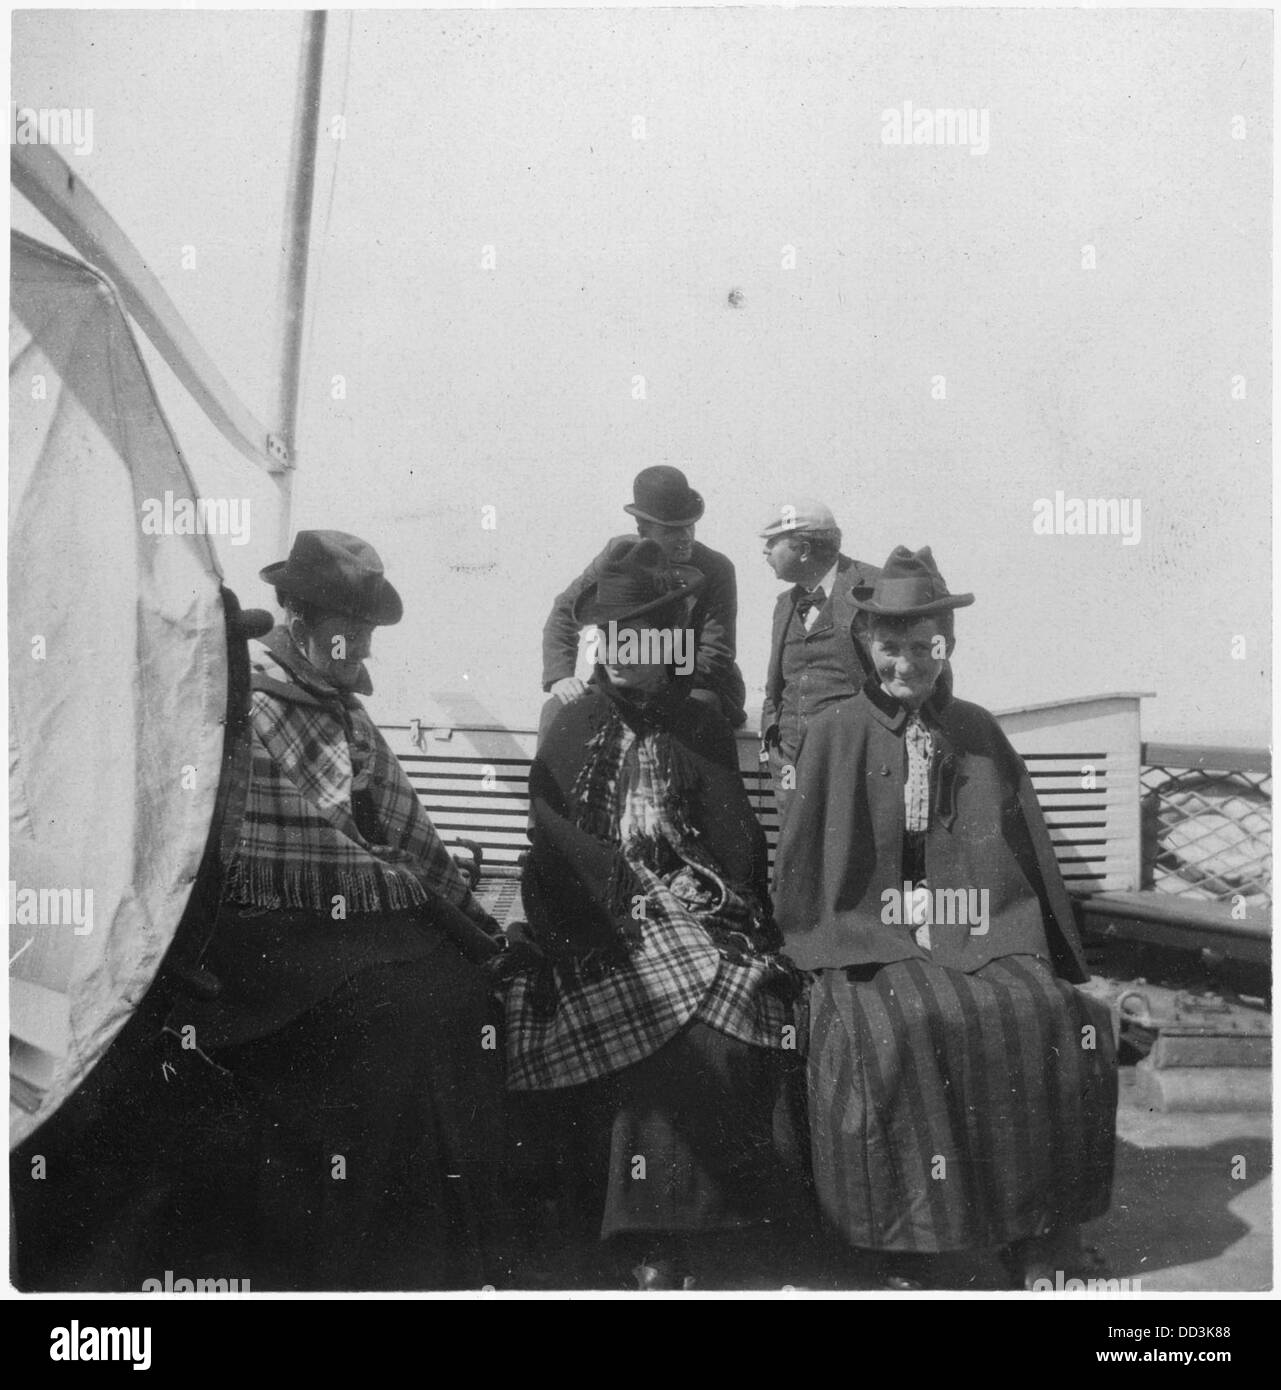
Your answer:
[796,586,826,627]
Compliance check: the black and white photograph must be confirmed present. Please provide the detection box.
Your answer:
[6,1,1273,1322]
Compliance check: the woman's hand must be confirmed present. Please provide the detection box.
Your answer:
[484,921,544,982]
[908,884,932,950]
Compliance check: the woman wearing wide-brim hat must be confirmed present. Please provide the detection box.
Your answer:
[773,545,1117,1290]
[167,530,512,1291]
[504,536,814,1289]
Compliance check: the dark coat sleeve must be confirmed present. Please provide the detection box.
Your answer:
[759,592,790,739]
[540,541,613,690]
[846,560,878,680]
[686,548,747,725]
[688,548,737,684]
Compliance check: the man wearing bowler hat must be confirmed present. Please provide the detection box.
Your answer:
[759,499,881,826]
[542,466,748,728]
[166,529,512,1290]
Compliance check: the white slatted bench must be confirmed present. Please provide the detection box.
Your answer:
[383,692,1179,932]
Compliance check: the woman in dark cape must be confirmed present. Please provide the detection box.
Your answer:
[773,545,1117,1289]
[503,537,811,1290]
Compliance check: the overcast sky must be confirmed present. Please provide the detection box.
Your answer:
[11,5,1272,745]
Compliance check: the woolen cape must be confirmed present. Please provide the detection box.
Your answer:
[505,678,794,1090]
[772,681,1090,981]
[524,680,770,960]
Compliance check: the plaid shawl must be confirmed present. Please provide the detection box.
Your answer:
[223,630,494,930]
[572,694,700,849]
[504,685,800,1091]
[505,858,800,1091]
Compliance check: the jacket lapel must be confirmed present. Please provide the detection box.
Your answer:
[826,557,865,678]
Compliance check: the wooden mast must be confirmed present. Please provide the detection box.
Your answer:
[271,9,329,552]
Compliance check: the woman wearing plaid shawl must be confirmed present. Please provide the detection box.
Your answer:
[169,531,511,1290]
[503,537,812,1291]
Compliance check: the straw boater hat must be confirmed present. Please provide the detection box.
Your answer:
[260,530,404,626]
[851,545,974,617]
[574,537,704,627]
[623,466,705,527]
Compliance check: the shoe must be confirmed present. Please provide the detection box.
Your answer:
[878,1254,926,1291]
[633,1260,680,1291]
[1017,1259,1057,1292]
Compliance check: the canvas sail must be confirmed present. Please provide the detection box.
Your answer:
[9,231,228,1147]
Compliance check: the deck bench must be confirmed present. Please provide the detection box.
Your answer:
[383,692,1271,962]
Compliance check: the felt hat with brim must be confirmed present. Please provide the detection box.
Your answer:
[851,545,974,617]
[623,466,705,526]
[260,529,404,625]
[574,536,704,627]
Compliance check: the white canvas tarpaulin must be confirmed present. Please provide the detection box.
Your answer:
[9,232,228,1147]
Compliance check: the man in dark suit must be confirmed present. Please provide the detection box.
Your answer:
[759,500,881,825]
[542,466,748,727]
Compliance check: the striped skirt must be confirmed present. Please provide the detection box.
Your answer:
[808,955,1116,1253]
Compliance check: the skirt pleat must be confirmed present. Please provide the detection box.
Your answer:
[808,955,1117,1253]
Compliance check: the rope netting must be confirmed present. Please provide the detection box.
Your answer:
[1141,762,1272,906]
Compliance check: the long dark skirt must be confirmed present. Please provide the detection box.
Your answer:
[179,947,511,1290]
[513,1021,813,1248]
[808,955,1116,1254]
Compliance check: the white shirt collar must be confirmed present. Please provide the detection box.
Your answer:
[809,560,841,599]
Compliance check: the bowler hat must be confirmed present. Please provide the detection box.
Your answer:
[851,545,974,617]
[758,497,839,539]
[574,537,705,627]
[623,466,705,526]
[260,530,404,625]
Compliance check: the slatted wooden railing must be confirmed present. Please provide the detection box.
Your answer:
[383,692,1150,910]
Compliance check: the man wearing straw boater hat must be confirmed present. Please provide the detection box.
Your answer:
[542,466,748,729]
[758,498,882,826]
[167,529,512,1291]
[773,545,1116,1291]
